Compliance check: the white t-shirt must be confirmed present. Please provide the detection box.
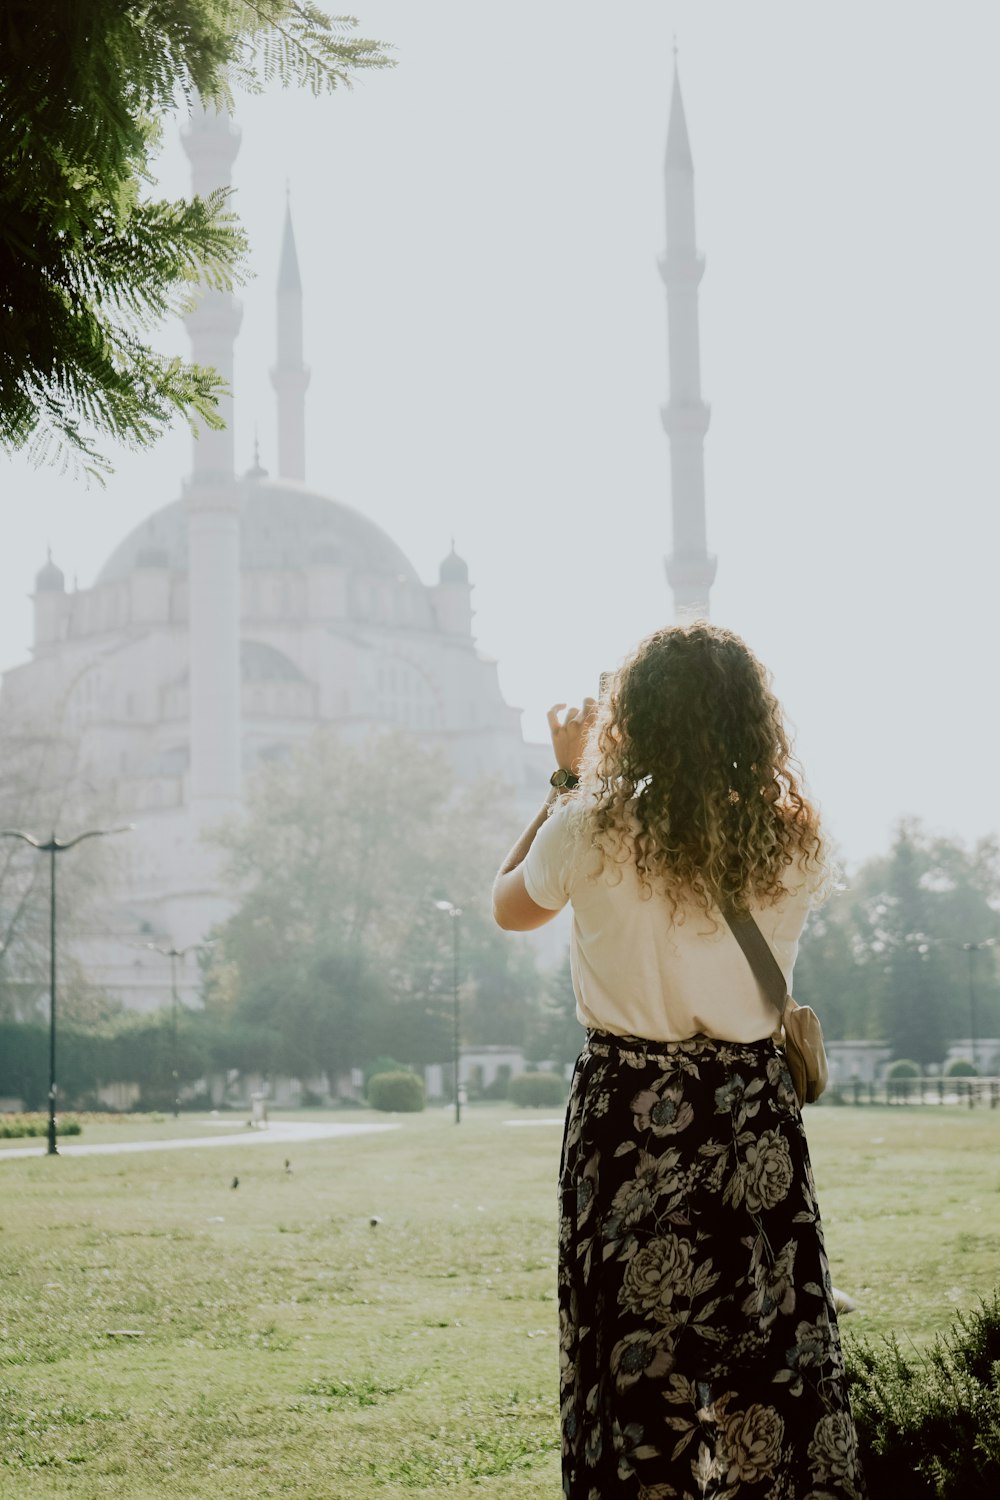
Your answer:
[522,799,824,1044]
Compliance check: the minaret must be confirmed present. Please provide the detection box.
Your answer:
[270,195,309,481]
[181,103,243,821]
[660,54,716,618]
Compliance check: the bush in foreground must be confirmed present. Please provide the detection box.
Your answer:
[367,1072,425,1113]
[946,1058,978,1077]
[508,1072,565,1108]
[845,1290,1000,1497]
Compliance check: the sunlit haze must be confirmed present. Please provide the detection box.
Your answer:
[3,0,998,870]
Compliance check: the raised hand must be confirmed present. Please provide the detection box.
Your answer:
[547,698,598,775]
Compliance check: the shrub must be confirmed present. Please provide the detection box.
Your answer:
[367,1071,425,1113]
[508,1071,565,1108]
[364,1056,406,1094]
[845,1290,1000,1495]
[946,1058,978,1077]
[886,1058,922,1100]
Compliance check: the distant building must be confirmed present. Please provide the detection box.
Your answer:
[824,1040,893,1086]
[946,1040,1000,1075]
[0,107,549,1012]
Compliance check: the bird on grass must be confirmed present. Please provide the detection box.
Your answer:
[370,1216,382,1229]
[284,1159,293,1175]
[231,1176,239,1190]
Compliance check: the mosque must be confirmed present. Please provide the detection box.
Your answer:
[0,65,713,1013]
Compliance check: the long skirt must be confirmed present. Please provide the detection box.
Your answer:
[558,1030,867,1500]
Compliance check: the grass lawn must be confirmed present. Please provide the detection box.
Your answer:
[1,1102,999,1497]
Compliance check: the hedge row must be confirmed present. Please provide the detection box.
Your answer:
[508,1072,565,1107]
[0,1115,83,1138]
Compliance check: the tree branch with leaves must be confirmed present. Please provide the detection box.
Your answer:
[0,2,394,477]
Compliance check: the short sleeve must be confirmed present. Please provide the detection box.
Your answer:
[521,801,578,912]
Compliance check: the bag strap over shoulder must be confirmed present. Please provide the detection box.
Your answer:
[720,903,790,1021]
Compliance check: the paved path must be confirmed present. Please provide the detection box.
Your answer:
[0,1120,398,1162]
[503,1118,563,1127]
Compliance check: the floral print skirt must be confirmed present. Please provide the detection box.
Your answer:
[558,1030,866,1500]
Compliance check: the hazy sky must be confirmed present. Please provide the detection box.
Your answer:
[3,2,998,871]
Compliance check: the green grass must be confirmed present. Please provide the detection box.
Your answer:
[1,1104,999,1497]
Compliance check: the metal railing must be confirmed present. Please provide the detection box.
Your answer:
[823,1075,1000,1108]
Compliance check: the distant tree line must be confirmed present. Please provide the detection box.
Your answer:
[795,820,1000,1065]
[1,728,998,1107]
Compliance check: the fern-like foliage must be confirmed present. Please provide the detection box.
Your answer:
[845,1291,1000,1497]
[0,1,394,479]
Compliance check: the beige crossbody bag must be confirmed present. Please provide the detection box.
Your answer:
[721,905,829,1106]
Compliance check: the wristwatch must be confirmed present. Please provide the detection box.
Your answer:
[550,767,580,791]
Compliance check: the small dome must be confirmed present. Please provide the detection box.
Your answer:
[35,550,65,593]
[439,546,469,585]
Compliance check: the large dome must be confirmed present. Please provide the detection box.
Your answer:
[96,480,422,585]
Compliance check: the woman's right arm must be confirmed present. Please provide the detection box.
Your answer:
[492,698,597,931]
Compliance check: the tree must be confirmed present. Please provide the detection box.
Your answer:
[527,952,585,1073]
[870,825,951,1065]
[796,820,1000,1061]
[0,2,393,476]
[206,731,543,1085]
[0,713,120,1027]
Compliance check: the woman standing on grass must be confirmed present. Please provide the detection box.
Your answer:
[493,622,866,1500]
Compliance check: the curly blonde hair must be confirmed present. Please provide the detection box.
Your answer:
[575,622,825,915]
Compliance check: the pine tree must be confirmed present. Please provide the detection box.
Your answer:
[0,2,393,477]
[796,821,1000,1056]
[856,822,951,1065]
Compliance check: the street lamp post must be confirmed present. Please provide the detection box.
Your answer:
[433,900,463,1124]
[939,937,998,1073]
[961,940,998,1072]
[145,940,214,1117]
[0,824,131,1155]
[965,943,978,1073]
